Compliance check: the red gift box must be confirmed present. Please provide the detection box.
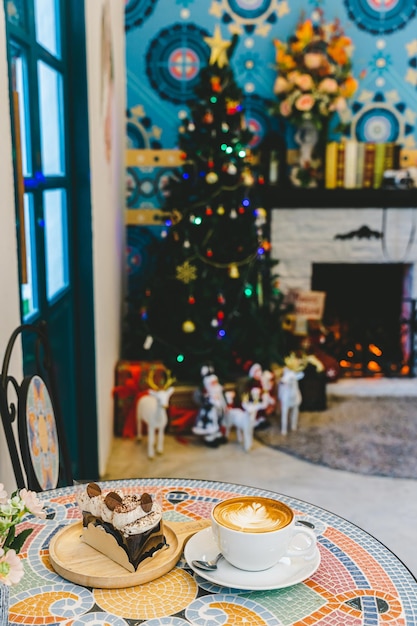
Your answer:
[113,360,168,437]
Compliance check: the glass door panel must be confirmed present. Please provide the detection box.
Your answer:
[34,0,60,58]
[43,188,68,300]
[37,60,64,175]
[21,193,39,320]
[6,0,27,29]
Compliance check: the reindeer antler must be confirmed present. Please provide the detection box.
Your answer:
[147,368,176,390]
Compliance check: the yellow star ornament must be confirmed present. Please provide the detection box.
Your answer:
[204,25,231,68]
[176,260,197,284]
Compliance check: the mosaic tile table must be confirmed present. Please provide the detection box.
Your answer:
[8,478,417,625]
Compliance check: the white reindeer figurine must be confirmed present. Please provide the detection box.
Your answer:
[136,370,175,459]
[278,366,304,435]
[224,391,267,452]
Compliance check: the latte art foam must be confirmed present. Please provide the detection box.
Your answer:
[213,497,293,533]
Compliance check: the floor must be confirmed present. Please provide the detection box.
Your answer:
[103,376,417,579]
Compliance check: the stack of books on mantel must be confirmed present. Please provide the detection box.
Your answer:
[325,140,401,190]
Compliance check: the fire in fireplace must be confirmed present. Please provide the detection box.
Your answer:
[311,263,415,378]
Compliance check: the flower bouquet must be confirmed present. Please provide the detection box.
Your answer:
[273,9,358,187]
[0,484,45,586]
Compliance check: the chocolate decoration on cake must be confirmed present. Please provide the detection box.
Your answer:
[140,493,153,513]
[87,482,102,498]
[105,492,123,511]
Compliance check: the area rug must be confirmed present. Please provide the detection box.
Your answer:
[255,396,417,479]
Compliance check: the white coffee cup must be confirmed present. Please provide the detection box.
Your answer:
[211,496,316,571]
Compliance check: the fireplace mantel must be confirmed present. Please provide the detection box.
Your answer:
[265,187,417,209]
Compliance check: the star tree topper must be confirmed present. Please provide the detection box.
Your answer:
[204,25,231,68]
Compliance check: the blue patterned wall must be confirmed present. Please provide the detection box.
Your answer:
[124,0,417,282]
[126,0,417,149]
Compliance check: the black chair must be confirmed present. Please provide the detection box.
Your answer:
[0,322,73,491]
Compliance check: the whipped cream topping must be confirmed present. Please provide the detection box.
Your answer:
[79,485,162,537]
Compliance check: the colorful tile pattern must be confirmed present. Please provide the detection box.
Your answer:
[7,479,417,625]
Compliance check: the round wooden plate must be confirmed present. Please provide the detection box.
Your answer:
[49,519,210,589]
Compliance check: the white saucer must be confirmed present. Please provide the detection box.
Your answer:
[184,527,321,591]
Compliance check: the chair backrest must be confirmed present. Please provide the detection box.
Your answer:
[0,322,73,491]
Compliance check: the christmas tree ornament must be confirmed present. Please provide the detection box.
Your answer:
[226,99,241,114]
[226,163,237,175]
[203,111,214,124]
[204,25,232,68]
[143,335,153,350]
[255,207,267,226]
[176,260,197,284]
[206,171,218,184]
[228,263,239,278]
[211,76,222,92]
[182,320,196,333]
[242,168,255,186]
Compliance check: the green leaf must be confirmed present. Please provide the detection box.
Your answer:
[9,528,33,554]
[4,525,16,550]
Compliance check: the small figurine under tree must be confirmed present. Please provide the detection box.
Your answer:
[192,365,228,448]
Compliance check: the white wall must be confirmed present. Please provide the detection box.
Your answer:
[0,1,125,489]
[0,3,25,492]
[85,0,126,477]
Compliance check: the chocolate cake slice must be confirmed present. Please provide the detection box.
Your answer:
[78,483,167,572]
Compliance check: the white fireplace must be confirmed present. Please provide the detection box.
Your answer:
[270,206,417,376]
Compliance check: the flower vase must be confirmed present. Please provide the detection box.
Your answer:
[290,120,326,188]
[0,584,9,625]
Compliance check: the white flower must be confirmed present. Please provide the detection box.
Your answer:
[19,489,46,519]
[0,548,24,586]
[0,484,7,505]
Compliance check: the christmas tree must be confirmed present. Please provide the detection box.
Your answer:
[123,27,285,382]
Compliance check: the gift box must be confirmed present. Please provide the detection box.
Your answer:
[168,385,199,435]
[113,360,168,437]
